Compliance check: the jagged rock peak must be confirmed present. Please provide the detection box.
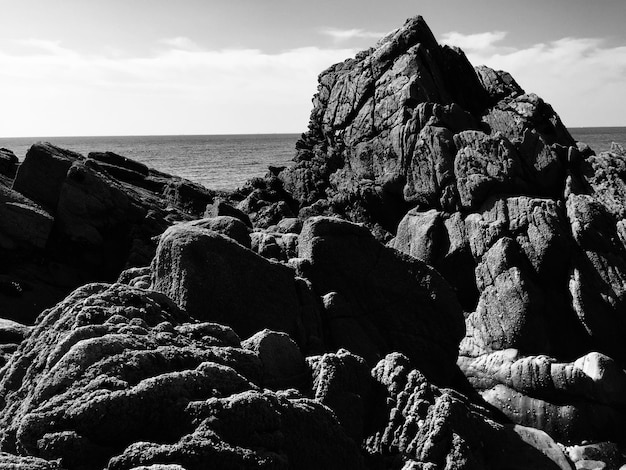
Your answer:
[278,14,574,238]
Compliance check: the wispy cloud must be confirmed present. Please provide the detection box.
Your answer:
[158,37,200,51]
[0,40,356,136]
[439,31,626,127]
[440,31,508,52]
[320,28,387,42]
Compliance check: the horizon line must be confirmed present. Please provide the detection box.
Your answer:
[1,125,625,140]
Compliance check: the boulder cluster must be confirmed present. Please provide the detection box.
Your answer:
[2,14,626,470]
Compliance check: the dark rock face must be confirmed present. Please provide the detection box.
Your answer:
[364,353,572,470]
[0,148,19,180]
[0,142,220,323]
[296,216,465,384]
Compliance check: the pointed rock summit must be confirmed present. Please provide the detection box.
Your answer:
[277,15,573,237]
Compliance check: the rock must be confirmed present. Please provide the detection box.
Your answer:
[151,224,308,346]
[204,198,252,227]
[0,319,30,344]
[365,353,572,469]
[453,130,525,210]
[0,185,54,250]
[567,442,622,470]
[307,349,371,442]
[270,217,303,234]
[185,216,251,248]
[242,329,308,390]
[0,141,226,323]
[108,390,366,470]
[475,65,524,104]
[117,266,152,289]
[163,179,215,217]
[267,15,575,234]
[0,283,364,469]
[0,148,19,180]
[88,151,150,177]
[12,143,81,211]
[250,231,298,261]
[296,216,465,384]
[0,452,60,469]
[460,349,626,443]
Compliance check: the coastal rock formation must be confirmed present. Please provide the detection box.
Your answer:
[271,15,572,238]
[2,11,626,470]
[0,143,222,323]
[0,283,364,470]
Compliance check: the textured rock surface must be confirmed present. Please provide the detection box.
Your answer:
[269,15,573,237]
[3,12,626,470]
[364,353,572,470]
[151,224,311,347]
[0,142,223,323]
[295,216,464,384]
[0,284,363,470]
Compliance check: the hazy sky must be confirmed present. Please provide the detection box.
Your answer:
[1,0,625,136]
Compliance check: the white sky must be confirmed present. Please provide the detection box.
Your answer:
[0,0,624,136]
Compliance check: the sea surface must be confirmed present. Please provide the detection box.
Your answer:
[0,134,300,191]
[0,128,624,191]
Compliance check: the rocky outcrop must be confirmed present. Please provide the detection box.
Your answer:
[0,283,364,470]
[0,143,223,324]
[150,223,314,348]
[364,352,573,470]
[3,11,626,470]
[0,148,19,180]
[295,216,465,384]
[266,15,574,238]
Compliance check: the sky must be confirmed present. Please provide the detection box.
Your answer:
[0,0,625,137]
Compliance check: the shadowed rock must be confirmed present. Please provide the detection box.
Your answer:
[295,216,465,384]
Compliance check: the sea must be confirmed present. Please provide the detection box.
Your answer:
[0,127,624,192]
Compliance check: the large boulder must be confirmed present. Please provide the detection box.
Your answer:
[151,224,315,347]
[295,216,465,384]
[365,352,573,470]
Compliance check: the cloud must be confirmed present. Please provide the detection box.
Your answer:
[158,37,200,51]
[0,40,357,136]
[439,32,626,127]
[440,31,508,52]
[320,28,387,42]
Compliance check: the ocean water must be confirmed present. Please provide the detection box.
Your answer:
[0,134,300,191]
[569,127,626,153]
[0,128,624,191]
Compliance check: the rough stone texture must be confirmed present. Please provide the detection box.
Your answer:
[0,319,31,369]
[185,216,251,249]
[364,353,572,470]
[296,216,465,384]
[307,349,371,442]
[0,185,54,250]
[0,283,362,470]
[151,224,312,348]
[204,198,252,228]
[0,452,61,470]
[460,349,626,443]
[250,231,298,261]
[0,148,19,180]
[242,329,308,390]
[0,142,224,323]
[259,15,575,238]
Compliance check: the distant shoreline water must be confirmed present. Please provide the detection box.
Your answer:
[0,134,301,191]
[0,128,624,191]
